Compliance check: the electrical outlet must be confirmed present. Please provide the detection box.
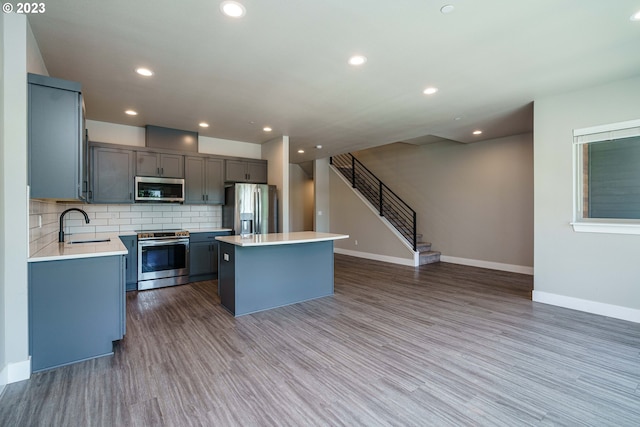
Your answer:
[38,215,42,228]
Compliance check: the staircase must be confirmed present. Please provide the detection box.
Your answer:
[416,238,441,265]
[331,153,440,266]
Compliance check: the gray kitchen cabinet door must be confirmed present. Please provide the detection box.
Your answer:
[185,156,206,203]
[189,231,230,281]
[247,160,267,183]
[225,159,248,182]
[119,235,138,291]
[205,158,224,203]
[91,146,135,203]
[28,73,86,200]
[185,156,224,204]
[135,151,160,177]
[225,159,268,183]
[160,153,184,178]
[136,152,184,178]
[189,241,215,279]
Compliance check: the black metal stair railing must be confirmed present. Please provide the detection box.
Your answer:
[330,153,417,251]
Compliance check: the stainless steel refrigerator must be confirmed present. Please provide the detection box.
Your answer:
[223,183,278,235]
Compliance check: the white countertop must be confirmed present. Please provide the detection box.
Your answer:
[187,227,232,233]
[29,228,233,263]
[216,232,349,247]
[28,232,128,263]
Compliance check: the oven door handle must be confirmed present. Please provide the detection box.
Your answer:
[138,238,190,247]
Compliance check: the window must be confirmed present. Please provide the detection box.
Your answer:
[573,118,640,234]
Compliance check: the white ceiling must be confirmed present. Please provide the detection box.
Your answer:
[28,0,640,163]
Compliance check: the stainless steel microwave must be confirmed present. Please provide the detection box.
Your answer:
[135,176,184,203]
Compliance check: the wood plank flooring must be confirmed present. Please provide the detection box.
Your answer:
[1,255,639,426]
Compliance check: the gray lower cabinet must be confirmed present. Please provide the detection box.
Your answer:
[90,145,135,203]
[189,231,231,281]
[225,159,267,183]
[136,152,184,178]
[29,255,126,372]
[119,235,138,291]
[185,156,224,204]
[28,73,87,200]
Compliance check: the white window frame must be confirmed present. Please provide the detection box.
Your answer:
[572,118,640,235]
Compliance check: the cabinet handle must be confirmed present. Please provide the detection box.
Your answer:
[206,194,209,201]
[89,190,93,200]
[157,167,160,176]
[161,167,164,175]
[129,192,132,200]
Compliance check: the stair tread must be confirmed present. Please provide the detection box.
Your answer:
[419,250,441,255]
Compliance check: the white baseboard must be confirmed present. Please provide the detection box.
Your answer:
[440,255,533,275]
[334,248,418,267]
[0,358,31,386]
[532,291,640,323]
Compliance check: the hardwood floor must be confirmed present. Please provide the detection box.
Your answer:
[1,255,639,426]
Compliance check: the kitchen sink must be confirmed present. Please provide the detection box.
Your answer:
[67,238,111,244]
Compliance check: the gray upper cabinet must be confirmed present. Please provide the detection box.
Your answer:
[28,73,87,200]
[136,152,184,178]
[225,159,267,183]
[185,156,224,204]
[90,145,135,203]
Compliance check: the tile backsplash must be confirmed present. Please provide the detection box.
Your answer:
[29,200,222,256]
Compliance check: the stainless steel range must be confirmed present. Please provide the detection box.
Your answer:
[137,229,190,290]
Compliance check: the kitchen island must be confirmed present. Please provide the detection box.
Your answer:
[216,232,348,316]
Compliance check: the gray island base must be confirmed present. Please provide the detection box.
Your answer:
[216,232,349,317]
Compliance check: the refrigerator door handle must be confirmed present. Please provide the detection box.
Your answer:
[253,189,258,234]
[255,188,261,234]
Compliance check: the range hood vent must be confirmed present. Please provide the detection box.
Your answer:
[145,125,198,153]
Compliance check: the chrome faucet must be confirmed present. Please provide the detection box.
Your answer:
[59,208,90,242]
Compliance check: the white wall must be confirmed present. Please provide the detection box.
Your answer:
[26,20,47,76]
[86,120,145,147]
[199,135,261,159]
[86,120,263,159]
[1,13,30,386]
[0,12,7,391]
[353,134,534,273]
[533,74,640,322]
[330,169,416,265]
[262,136,289,233]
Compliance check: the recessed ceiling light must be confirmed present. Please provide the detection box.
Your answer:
[135,67,154,77]
[298,149,305,154]
[473,130,483,135]
[220,1,246,18]
[631,10,640,21]
[263,126,272,132]
[348,55,367,66]
[199,122,209,128]
[315,145,323,149]
[423,87,439,95]
[125,110,138,116]
[440,5,455,14]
